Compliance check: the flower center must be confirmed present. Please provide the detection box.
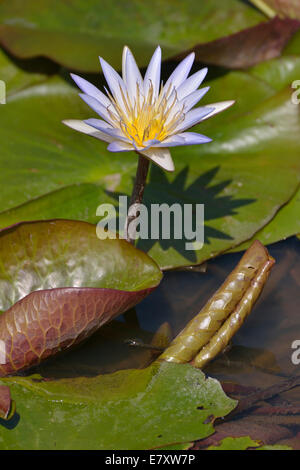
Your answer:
[107,82,185,148]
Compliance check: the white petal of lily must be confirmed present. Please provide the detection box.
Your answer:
[200,101,235,121]
[84,118,131,143]
[107,141,134,152]
[152,135,185,147]
[70,74,111,108]
[176,68,208,100]
[124,47,144,103]
[62,119,113,143]
[135,139,161,151]
[153,132,211,147]
[122,46,129,83]
[181,87,210,113]
[79,93,115,125]
[144,46,161,98]
[139,147,175,172]
[174,106,215,133]
[163,52,195,93]
[99,57,127,112]
[176,132,212,145]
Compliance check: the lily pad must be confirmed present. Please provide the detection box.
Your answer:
[0,362,236,450]
[0,48,56,97]
[206,436,292,450]
[284,29,300,54]
[0,219,162,376]
[0,0,264,72]
[207,436,261,450]
[229,186,300,252]
[183,17,300,69]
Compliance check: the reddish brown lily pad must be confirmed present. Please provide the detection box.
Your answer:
[0,219,162,376]
[174,17,300,69]
[194,418,293,449]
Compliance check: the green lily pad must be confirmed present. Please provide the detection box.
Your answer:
[206,436,293,450]
[0,0,264,72]
[0,219,162,376]
[0,219,162,309]
[229,185,300,252]
[0,362,236,450]
[207,436,261,450]
[161,442,193,450]
[0,48,56,97]
[249,54,300,90]
[284,29,300,54]
[225,55,300,252]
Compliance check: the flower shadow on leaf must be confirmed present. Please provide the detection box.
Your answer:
[0,412,20,430]
[107,165,255,263]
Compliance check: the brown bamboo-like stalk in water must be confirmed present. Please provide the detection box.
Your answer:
[193,256,274,368]
[159,240,275,367]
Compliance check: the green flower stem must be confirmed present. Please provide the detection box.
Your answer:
[125,152,150,244]
[158,240,275,367]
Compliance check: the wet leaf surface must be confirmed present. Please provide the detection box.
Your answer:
[0,362,235,450]
[0,219,162,306]
[0,219,162,376]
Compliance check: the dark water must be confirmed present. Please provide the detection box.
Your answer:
[37,236,300,447]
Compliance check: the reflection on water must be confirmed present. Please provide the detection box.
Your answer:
[36,236,300,446]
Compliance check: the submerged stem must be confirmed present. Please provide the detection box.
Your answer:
[125,152,150,244]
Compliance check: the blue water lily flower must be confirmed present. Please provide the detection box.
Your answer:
[63,46,234,172]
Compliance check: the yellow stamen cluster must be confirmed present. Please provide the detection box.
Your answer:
[106,82,185,148]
